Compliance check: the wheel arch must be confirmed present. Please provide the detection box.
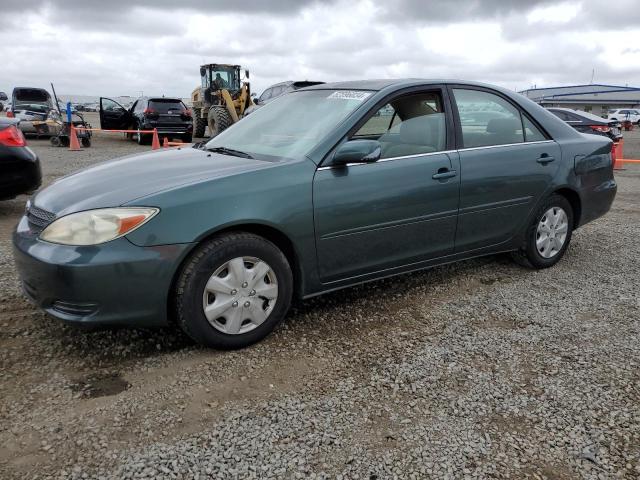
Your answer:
[553,187,582,228]
[167,222,305,324]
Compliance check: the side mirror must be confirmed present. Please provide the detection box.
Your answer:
[199,66,206,77]
[332,139,382,166]
[245,70,250,79]
[0,92,7,101]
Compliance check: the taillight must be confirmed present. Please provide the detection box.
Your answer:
[143,108,158,118]
[590,125,611,133]
[611,141,617,167]
[181,108,192,119]
[6,111,14,118]
[0,125,26,147]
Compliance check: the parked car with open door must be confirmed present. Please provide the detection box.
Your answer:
[100,97,193,144]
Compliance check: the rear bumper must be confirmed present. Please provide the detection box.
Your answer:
[143,122,193,135]
[12,216,192,328]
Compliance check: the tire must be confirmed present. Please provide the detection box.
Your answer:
[137,123,149,145]
[174,232,293,349]
[193,110,206,138]
[181,133,193,143]
[207,106,233,138]
[50,136,61,147]
[81,137,91,148]
[511,194,574,269]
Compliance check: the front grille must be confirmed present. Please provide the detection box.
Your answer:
[27,205,56,234]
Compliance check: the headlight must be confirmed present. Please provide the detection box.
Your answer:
[40,207,159,246]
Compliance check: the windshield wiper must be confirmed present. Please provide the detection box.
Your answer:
[206,146,254,159]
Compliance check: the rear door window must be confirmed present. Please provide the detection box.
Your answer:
[523,116,546,142]
[453,88,524,148]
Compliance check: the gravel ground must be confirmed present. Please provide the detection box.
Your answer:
[1,119,639,479]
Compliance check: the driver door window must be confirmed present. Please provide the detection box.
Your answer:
[352,93,446,159]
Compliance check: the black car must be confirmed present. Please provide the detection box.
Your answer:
[546,107,622,142]
[99,96,193,144]
[0,117,42,200]
[244,80,324,115]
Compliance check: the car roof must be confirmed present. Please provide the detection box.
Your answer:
[302,78,501,91]
[138,96,183,102]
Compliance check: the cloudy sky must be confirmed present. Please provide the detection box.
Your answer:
[2,0,640,99]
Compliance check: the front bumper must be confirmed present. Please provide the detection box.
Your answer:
[12,215,192,328]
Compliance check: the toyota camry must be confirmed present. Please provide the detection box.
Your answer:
[13,80,617,349]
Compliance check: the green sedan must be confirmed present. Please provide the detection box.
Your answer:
[13,80,617,349]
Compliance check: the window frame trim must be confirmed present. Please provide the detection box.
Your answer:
[446,84,552,150]
[319,84,456,168]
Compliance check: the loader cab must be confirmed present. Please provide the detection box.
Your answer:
[200,64,242,103]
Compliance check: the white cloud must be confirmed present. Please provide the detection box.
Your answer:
[0,0,639,99]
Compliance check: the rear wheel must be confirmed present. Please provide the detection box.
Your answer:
[50,136,61,147]
[193,109,206,138]
[174,233,293,349]
[81,137,91,148]
[511,194,573,269]
[207,106,233,138]
[136,123,149,145]
[181,133,193,143]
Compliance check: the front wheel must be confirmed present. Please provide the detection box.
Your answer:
[511,194,574,269]
[174,233,293,349]
[207,106,233,138]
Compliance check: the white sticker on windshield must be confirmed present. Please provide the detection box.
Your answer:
[327,91,372,101]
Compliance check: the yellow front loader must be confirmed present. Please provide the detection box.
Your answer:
[190,64,254,138]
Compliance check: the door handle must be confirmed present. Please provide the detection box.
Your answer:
[432,169,457,180]
[536,154,555,164]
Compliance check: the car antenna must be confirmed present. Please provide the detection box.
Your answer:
[51,82,63,116]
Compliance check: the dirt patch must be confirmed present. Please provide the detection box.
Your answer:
[69,373,130,398]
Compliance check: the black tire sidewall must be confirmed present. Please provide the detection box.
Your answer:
[524,194,574,269]
[177,234,293,349]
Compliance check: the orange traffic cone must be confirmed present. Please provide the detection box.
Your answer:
[151,128,161,150]
[69,125,82,151]
[613,138,625,171]
[162,136,169,148]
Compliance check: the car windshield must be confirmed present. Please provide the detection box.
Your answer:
[205,89,372,159]
[14,103,50,113]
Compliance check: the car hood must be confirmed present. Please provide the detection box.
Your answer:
[33,147,276,216]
